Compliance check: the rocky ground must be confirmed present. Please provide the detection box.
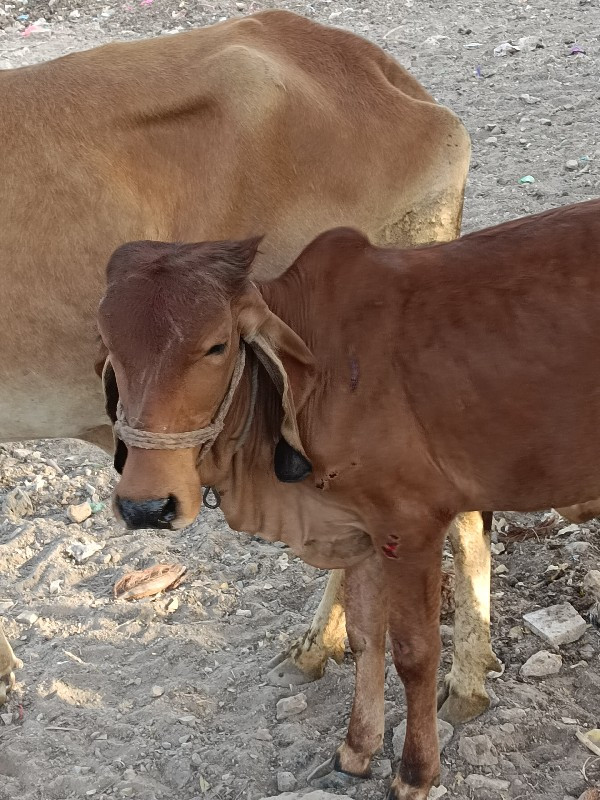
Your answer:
[2,0,600,799]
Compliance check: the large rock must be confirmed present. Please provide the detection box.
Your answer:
[520,650,562,678]
[523,602,586,646]
[393,719,454,758]
[458,734,498,766]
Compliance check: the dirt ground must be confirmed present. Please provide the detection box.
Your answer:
[2,1,600,799]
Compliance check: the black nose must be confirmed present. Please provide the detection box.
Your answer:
[116,495,178,530]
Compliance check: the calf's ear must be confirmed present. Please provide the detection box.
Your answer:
[94,340,128,474]
[236,286,316,483]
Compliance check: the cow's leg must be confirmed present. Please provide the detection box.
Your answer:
[308,555,386,781]
[387,524,447,800]
[0,622,22,706]
[437,511,502,725]
[267,569,346,686]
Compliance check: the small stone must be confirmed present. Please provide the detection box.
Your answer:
[565,541,591,556]
[260,793,354,800]
[235,609,252,617]
[459,734,498,766]
[520,93,541,104]
[1,712,13,725]
[498,708,527,722]
[276,693,307,720]
[565,159,579,171]
[494,564,508,575]
[584,570,600,596]
[491,542,506,555]
[243,562,259,577]
[167,597,179,613]
[523,602,586,646]
[373,758,392,779]
[540,118,552,125]
[16,611,38,625]
[429,788,448,799]
[580,644,595,660]
[254,728,273,741]
[69,8,81,17]
[509,625,524,639]
[67,501,92,523]
[521,650,562,678]
[465,774,510,792]
[191,753,202,766]
[277,771,297,792]
[485,136,498,146]
[393,719,453,758]
[2,487,33,519]
[151,685,165,698]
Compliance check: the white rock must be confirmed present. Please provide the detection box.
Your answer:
[151,685,165,698]
[65,541,102,564]
[565,541,591,556]
[523,602,586,646]
[494,564,508,575]
[2,487,33,519]
[17,611,38,625]
[276,772,297,792]
[393,719,453,758]
[276,693,307,720]
[565,159,579,171]
[486,136,498,146]
[584,570,600,597]
[254,728,272,741]
[520,93,541,104]
[458,734,498,766]
[67,501,92,523]
[521,650,562,678]
[429,788,447,799]
[465,774,511,792]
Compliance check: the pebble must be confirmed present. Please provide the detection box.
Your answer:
[151,685,165,698]
[2,487,33,519]
[580,644,595,659]
[485,136,498,146]
[494,564,508,575]
[520,93,541,104]
[393,719,454,758]
[254,728,273,741]
[565,159,579,171]
[584,570,600,596]
[67,501,92,523]
[277,771,297,792]
[564,541,591,556]
[521,650,562,678]
[1,712,13,725]
[16,611,38,625]
[458,734,498,766]
[465,774,510,792]
[276,693,307,720]
[373,758,392,779]
[260,794,354,800]
[429,788,448,799]
[540,118,552,125]
[236,609,252,617]
[523,602,586,646]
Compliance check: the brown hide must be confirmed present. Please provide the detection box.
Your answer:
[100,196,600,797]
[0,9,469,445]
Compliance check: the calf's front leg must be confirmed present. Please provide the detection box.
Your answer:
[267,569,346,686]
[386,525,447,800]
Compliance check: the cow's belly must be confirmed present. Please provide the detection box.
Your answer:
[0,377,106,442]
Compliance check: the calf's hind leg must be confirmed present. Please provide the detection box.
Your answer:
[267,569,346,686]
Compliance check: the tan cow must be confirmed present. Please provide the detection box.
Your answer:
[97,197,600,798]
[0,9,483,707]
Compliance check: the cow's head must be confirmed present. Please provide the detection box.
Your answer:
[97,238,315,530]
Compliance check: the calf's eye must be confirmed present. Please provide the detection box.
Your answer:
[205,343,227,356]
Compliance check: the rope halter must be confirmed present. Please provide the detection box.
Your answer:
[114,343,251,463]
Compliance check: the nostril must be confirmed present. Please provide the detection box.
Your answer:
[159,494,178,525]
[116,496,179,530]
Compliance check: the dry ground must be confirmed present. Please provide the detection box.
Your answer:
[2,1,600,798]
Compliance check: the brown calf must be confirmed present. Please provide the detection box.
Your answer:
[99,197,600,798]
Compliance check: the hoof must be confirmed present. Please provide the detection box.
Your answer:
[307,752,368,789]
[437,681,491,725]
[385,777,431,800]
[266,654,313,687]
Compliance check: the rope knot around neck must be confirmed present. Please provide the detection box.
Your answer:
[114,343,251,462]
